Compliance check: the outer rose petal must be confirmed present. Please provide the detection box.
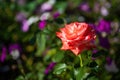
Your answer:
[61,42,69,50]
[56,22,96,55]
[70,47,82,55]
[56,32,62,38]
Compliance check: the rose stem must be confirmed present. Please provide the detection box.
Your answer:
[79,54,83,67]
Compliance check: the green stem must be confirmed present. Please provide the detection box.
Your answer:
[79,54,83,67]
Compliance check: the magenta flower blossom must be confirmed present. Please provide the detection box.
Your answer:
[0,46,7,62]
[53,12,60,19]
[97,19,111,33]
[89,23,110,49]
[9,44,21,54]
[44,62,56,75]
[79,2,90,12]
[38,20,46,30]
[90,20,111,49]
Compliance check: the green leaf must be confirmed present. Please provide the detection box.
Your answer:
[36,32,46,56]
[87,76,99,80]
[53,63,67,75]
[25,2,36,12]
[25,73,33,79]
[36,0,44,3]
[44,48,57,61]
[38,72,44,80]
[15,76,24,80]
[52,51,64,62]
[76,67,89,80]
[55,2,67,13]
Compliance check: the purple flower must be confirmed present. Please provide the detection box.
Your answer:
[99,36,110,49]
[105,60,119,73]
[38,20,46,30]
[0,46,7,62]
[21,20,30,32]
[40,2,52,12]
[9,44,21,54]
[53,12,60,19]
[106,57,112,65]
[97,19,111,33]
[15,12,26,22]
[44,62,56,75]
[79,2,90,12]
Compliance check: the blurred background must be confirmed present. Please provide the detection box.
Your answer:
[0,0,120,80]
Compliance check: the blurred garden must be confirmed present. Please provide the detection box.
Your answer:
[0,0,120,80]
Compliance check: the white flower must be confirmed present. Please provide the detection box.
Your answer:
[40,12,50,21]
[48,0,56,5]
[101,6,109,16]
[11,49,20,60]
[27,16,39,26]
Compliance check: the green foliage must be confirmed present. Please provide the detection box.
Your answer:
[53,63,67,75]
[52,51,64,62]
[0,0,120,80]
[87,76,99,80]
[36,32,46,56]
[76,67,89,80]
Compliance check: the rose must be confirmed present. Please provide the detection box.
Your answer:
[56,22,96,55]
